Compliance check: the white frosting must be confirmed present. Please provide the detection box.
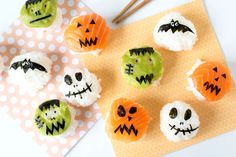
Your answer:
[8,51,52,93]
[153,12,198,52]
[160,101,200,142]
[60,68,101,107]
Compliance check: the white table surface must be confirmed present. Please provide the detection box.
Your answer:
[0,0,236,157]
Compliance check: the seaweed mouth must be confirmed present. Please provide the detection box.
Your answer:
[79,37,98,48]
[65,83,92,99]
[135,74,154,85]
[169,124,199,135]
[30,14,52,24]
[203,81,221,96]
[46,119,66,135]
[114,124,138,136]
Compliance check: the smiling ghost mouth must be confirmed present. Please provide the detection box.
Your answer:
[136,74,154,84]
[79,37,98,48]
[30,14,52,24]
[203,81,221,96]
[169,124,199,135]
[65,83,92,99]
[114,124,138,136]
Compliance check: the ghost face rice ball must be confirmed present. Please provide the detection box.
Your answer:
[160,101,200,142]
[153,12,197,52]
[8,51,52,93]
[60,68,101,107]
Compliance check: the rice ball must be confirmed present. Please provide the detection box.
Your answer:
[8,51,52,93]
[160,101,200,142]
[153,12,197,52]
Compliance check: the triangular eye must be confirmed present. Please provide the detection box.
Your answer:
[77,22,82,27]
[222,74,227,79]
[213,67,218,72]
[90,19,96,24]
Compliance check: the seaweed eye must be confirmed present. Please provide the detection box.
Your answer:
[184,109,192,120]
[135,59,138,63]
[77,22,82,28]
[30,9,34,13]
[75,72,82,81]
[90,19,96,24]
[169,108,178,119]
[129,107,137,114]
[117,105,126,117]
[170,20,175,27]
[222,74,226,79]
[148,58,152,63]
[54,110,56,114]
[45,113,48,117]
[64,75,73,85]
[175,21,179,26]
[44,4,47,8]
[213,67,218,72]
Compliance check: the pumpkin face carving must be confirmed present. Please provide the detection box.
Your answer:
[64,13,110,54]
[106,98,150,142]
[189,61,233,101]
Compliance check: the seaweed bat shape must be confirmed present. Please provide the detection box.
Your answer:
[10,59,47,73]
[158,19,194,34]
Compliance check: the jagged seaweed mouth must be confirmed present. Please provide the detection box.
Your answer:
[79,37,98,48]
[135,74,154,85]
[65,83,92,99]
[114,124,138,136]
[46,119,66,135]
[169,124,199,135]
[30,14,52,24]
[203,81,221,96]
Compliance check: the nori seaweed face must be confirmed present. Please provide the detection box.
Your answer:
[121,47,163,88]
[34,99,72,136]
[20,0,57,28]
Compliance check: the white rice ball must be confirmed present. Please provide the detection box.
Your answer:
[8,51,52,93]
[60,68,101,107]
[160,101,200,142]
[153,12,197,52]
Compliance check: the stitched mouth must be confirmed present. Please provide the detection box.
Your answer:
[30,14,52,24]
[203,81,221,96]
[46,119,65,135]
[136,74,154,84]
[169,124,199,135]
[79,37,98,48]
[65,83,92,99]
[114,124,138,136]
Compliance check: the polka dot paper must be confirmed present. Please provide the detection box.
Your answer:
[0,0,101,157]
